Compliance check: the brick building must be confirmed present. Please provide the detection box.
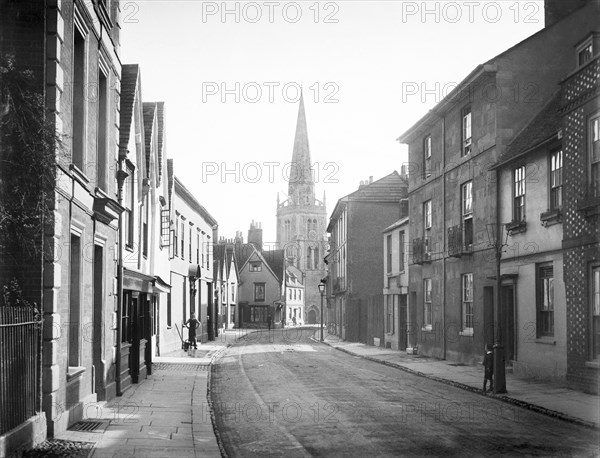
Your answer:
[397,0,599,365]
[560,32,600,393]
[325,171,408,344]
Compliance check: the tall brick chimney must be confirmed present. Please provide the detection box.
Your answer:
[545,0,588,27]
[248,220,263,251]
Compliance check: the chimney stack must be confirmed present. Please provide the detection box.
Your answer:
[248,220,263,251]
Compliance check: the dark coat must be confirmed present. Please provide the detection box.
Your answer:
[483,351,494,378]
[185,318,200,338]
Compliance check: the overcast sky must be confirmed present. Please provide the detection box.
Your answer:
[120,1,544,243]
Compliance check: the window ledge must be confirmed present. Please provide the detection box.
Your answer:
[540,209,562,226]
[535,338,556,345]
[459,330,474,337]
[585,361,600,370]
[67,366,85,381]
[506,220,527,235]
[69,164,90,187]
[421,326,433,332]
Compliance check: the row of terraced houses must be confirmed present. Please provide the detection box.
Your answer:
[324,0,599,396]
[0,1,238,455]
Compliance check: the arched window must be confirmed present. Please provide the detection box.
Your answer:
[307,247,312,270]
[313,247,319,269]
[284,220,291,240]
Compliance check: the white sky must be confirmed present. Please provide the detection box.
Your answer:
[120,1,545,243]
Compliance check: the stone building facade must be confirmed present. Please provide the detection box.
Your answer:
[0,0,123,441]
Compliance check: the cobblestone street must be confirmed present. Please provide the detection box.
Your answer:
[211,328,599,457]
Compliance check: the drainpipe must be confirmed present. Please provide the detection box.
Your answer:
[40,0,47,417]
[441,114,447,360]
[116,149,129,396]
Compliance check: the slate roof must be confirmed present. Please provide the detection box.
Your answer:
[495,91,562,167]
[156,102,165,184]
[263,249,285,284]
[327,171,408,233]
[347,170,408,202]
[118,64,140,150]
[167,159,174,208]
[174,176,218,227]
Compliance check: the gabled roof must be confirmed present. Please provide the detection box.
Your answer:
[493,92,562,169]
[142,102,156,176]
[237,245,283,283]
[119,64,140,150]
[213,244,226,281]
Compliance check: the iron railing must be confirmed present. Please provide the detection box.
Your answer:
[0,306,42,434]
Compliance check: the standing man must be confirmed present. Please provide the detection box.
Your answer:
[267,314,273,332]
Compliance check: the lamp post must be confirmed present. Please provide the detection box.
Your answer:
[318,281,326,341]
[486,223,508,394]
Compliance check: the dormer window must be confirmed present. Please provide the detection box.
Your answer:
[249,261,262,272]
[578,41,593,66]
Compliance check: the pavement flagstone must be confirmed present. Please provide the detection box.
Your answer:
[47,331,242,458]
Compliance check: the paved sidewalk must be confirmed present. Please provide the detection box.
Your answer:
[315,335,600,429]
[48,335,237,458]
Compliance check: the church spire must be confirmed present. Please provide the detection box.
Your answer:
[289,90,314,204]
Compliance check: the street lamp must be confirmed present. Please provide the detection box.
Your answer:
[318,280,326,341]
[486,223,509,394]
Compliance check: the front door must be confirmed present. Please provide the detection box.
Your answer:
[129,294,140,383]
[399,294,407,350]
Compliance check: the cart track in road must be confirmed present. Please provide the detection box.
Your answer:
[211,328,599,457]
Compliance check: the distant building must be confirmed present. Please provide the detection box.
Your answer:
[276,93,327,325]
[326,171,408,344]
[285,265,305,326]
[235,234,285,327]
[382,217,410,351]
[214,240,239,330]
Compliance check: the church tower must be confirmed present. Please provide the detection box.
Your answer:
[276,93,328,325]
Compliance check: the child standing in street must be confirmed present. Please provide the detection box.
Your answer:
[483,343,494,392]
[184,313,200,349]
